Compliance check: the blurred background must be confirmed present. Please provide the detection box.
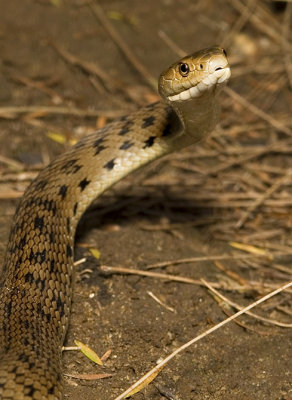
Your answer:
[0,1,291,399]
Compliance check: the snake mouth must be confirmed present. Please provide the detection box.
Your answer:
[167,66,231,102]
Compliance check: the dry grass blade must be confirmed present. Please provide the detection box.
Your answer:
[113,280,292,400]
[221,0,256,48]
[145,254,271,269]
[282,2,292,88]
[237,169,292,228]
[89,1,156,89]
[224,87,292,136]
[100,265,291,293]
[0,106,124,119]
[228,0,291,47]
[50,41,126,94]
[0,155,24,170]
[64,373,112,381]
[205,282,292,328]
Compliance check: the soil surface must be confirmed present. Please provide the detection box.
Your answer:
[0,1,291,400]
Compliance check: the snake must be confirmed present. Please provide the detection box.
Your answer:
[0,46,230,399]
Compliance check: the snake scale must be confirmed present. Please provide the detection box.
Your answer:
[0,47,230,399]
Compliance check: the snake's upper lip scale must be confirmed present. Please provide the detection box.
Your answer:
[167,66,231,102]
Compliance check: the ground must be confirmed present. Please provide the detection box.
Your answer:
[0,1,291,399]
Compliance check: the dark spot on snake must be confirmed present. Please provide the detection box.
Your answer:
[18,235,27,250]
[45,313,51,323]
[26,384,36,397]
[37,303,42,316]
[93,138,106,156]
[51,291,57,303]
[73,202,78,216]
[59,185,68,200]
[29,249,46,264]
[35,179,48,191]
[57,296,62,309]
[43,199,57,216]
[61,159,77,171]
[66,244,72,258]
[143,136,156,148]
[146,101,159,109]
[48,386,55,394]
[25,272,34,284]
[49,259,55,273]
[72,164,82,174]
[119,115,127,121]
[120,140,133,150]
[57,296,65,317]
[119,120,134,135]
[104,158,115,170]
[35,277,45,291]
[162,122,172,137]
[34,216,44,232]
[39,249,47,263]
[67,217,70,233]
[73,140,86,150]
[5,300,12,317]
[18,353,29,363]
[142,115,155,128]
[79,178,90,191]
[29,361,35,369]
[16,255,23,269]
[93,137,104,147]
[11,366,18,374]
[49,232,55,243]
[60,159,82,174]
[94,145,107,156]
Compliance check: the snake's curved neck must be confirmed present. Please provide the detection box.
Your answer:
[168,92,220,149]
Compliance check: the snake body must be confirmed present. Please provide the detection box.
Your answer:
[0,47,230,399]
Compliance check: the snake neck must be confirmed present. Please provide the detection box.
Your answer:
[167,91,220,149]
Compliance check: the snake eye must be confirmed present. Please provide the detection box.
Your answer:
[179,62,190,77]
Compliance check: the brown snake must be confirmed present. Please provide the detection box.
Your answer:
[0,47,230,399]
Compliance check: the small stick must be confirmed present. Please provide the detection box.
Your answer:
[158,31,186,58]
[237,169,292,228]
[228,0,290,48]
[0,155,24,170]
[221,0,255,48]
[205,281,292,328]
[89,1,156,89]
[281,2,292,89]
[147,291,175,313]
[100,265,290,293]
[50,41,125,93]
[10,73,63,104]
[224,87,292,137]
[145,254,270,270]
[0,106,124,119]
[100,265,222,288]
[0,191,23,199]
[206,137,292,174]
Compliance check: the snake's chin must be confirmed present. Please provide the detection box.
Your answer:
[167,66,231,102]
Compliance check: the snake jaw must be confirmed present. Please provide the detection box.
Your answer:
[159,46,230,104]
[166,65,231,102]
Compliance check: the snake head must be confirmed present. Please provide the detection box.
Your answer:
[158,47,230,103]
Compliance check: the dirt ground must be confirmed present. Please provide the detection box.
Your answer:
[0,1,291,399]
